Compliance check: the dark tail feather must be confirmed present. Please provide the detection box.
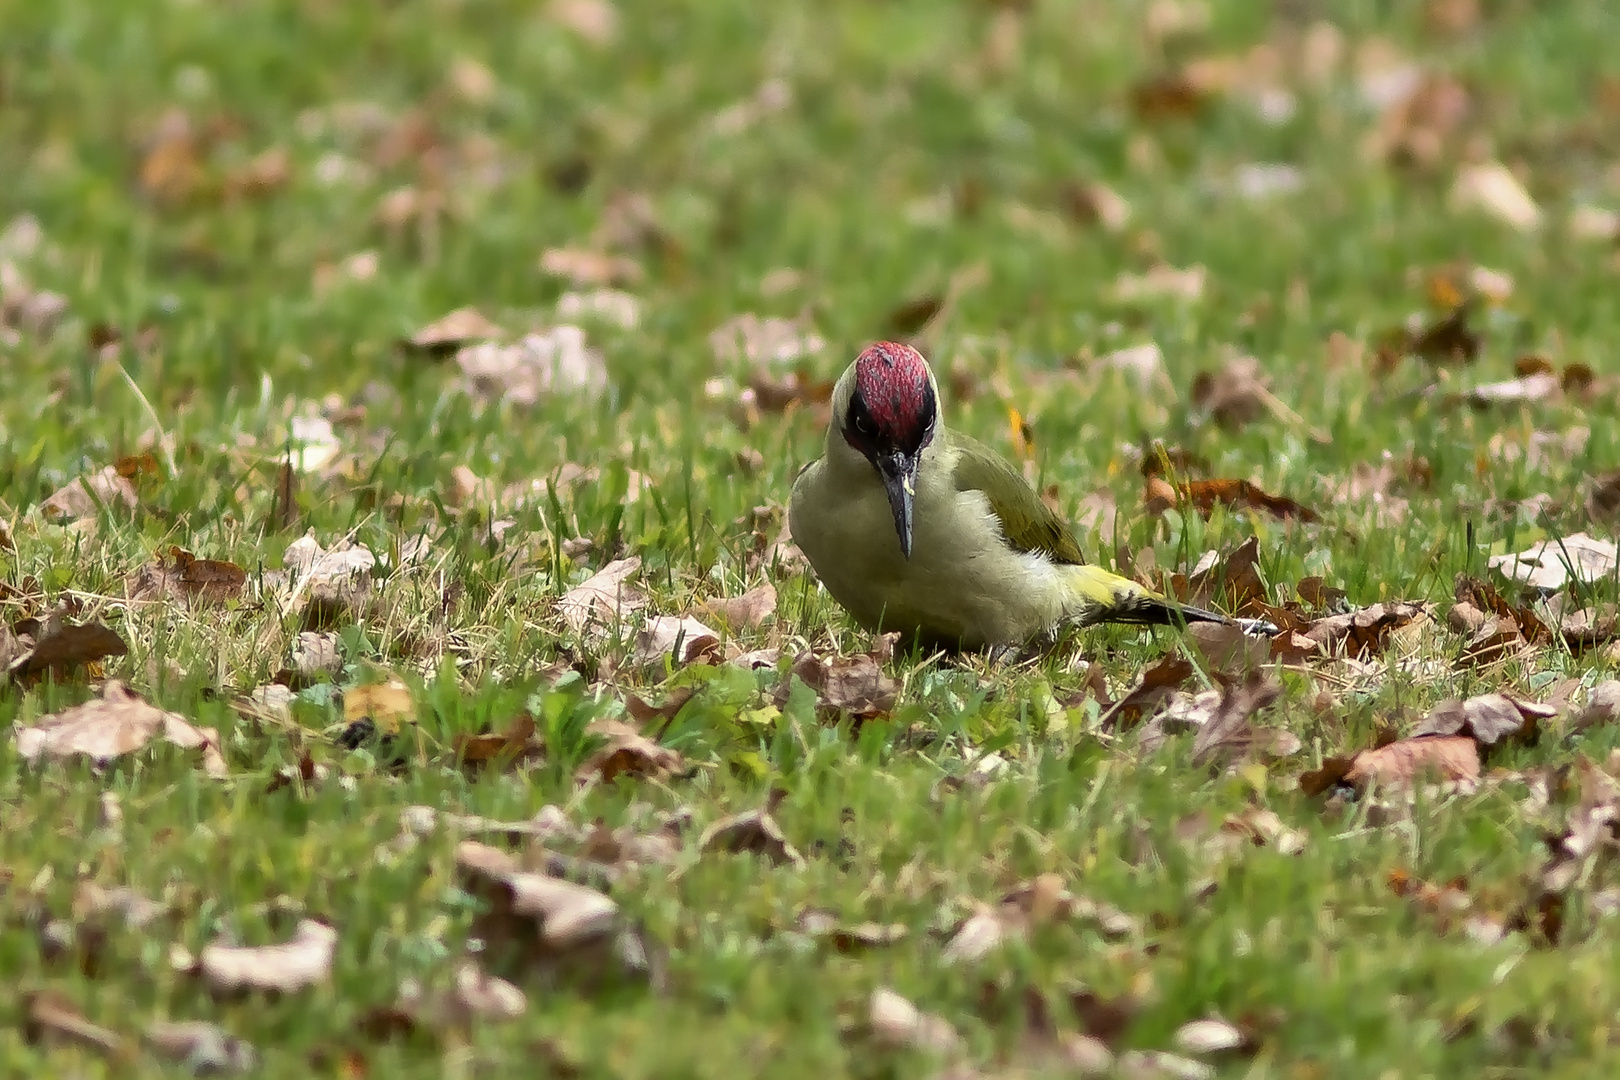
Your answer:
[1083,595,1279,636]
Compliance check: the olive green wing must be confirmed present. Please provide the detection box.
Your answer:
[948,432,1086,566]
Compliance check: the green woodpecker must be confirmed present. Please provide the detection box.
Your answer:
[789,342,1275,651]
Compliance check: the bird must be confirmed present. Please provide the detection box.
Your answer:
[788,341,1277,652]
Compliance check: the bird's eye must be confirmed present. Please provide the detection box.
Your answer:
[853,414,872,435]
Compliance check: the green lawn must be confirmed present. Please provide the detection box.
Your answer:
[5,0,1620,1076]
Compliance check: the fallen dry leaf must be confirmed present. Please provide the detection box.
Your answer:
[15,680,226,776]
[629,614,721,669]
[1188,674,1284,767]
[345,677,415,734]
[709,312,825,367]
[1145,476,1319,522]
[453,711,541,768]
[577,717,685,786]
[146,1020,258,1074]
[558,556,646,636]
[699,795,806,870]
[456,327,607,406]
[1190,355,1277,430]
[127,546,247,607]
[778,650,898,719]
[1345,735,1480,789]
[8,619,129,681]
[1451,162,1540,232]
[406,306,503,355]
[1173,1015,1258,1059]
[195,919,337,995]
[869,988,962,1055]
[23,990,128,1059]
[1412,693,1554,749]
[539,247,642,286]
[455,840,634,983]
[697,583,777,629]
[1301,601,1429,658]
[40,465,139,523]
[1097,342,1167,391]
[1102,655,1195,730]
[1566,681,1620,736]
[1490,533,1619,592]
[1113,264,1206,303]
[795,909,909,952]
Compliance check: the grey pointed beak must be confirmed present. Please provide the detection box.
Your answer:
[876,450,918,559]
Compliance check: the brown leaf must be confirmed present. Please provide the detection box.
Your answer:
[1566,681,1620,736]
[23,990,128,1059]
[1452,162,1541,231]
[796,910,909,952]
[453,712,541,768]
[576,717,684,786]
[1344,735,1480,788]
[539,247,642,287]
[405,306,503,355]
[1173,1016,1259,1060]
[1175,536,1269,616]
[456,327,607,406]
[557,556,645,636]
[1406,302,1481,366]
[699,798,806,870]
[138,111,204,203]
[1411,693,1553,749]
[40,465,139,523]
[1189,355,1275,429]
[697,583,777,629]
[624,686,698,727]
[195,919,337,995]
[75,881,168,929]
[1146,477,1319,522]
[1101,655,1194,730]
[146,1020,258,1073]
[628,614,721,669]
[455,840,622,968]
[1131,73,1211,120]
[709,312,825,367]
[1189,673,1284,767]
[127,546,246,607]
[15,680,226,776]
[1302,602,1428,658]
[224,146,291,199]
[1587,469,1620,522]
[1490,533,1619,592]
[868,988,962,1055]
[779,651,898,718]
[9,619,129,680]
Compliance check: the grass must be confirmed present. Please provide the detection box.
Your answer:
[4,0,1620,1075]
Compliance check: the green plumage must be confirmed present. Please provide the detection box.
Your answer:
[947,432,1086,566]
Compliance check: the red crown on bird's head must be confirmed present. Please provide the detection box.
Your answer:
[853,342,933,442]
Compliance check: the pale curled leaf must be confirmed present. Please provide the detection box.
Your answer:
[23,991,127,1058]
[455,327,607,406]
[869,988,962,1055]
[1412,693,1553,747]
[15,680,226,777]
[407,306,502,351]
[697,583,777,629]
[629,614,720,669]
[196,919,337,994]
[40,465,139,523]
[558,556,646,635]
[146,1020,257,1074]
[577,717,685,785]
[455,840,619,949]
[1345,735,1480,789]
[699,806,805,869]
[1490,533,1619,592]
